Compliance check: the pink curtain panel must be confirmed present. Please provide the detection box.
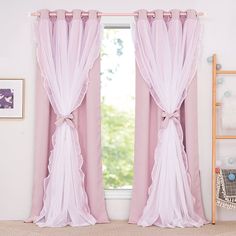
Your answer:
[130,9,207,228]
[26,9,108,227]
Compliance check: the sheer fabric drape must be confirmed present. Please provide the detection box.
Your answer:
[33,9,102,227]
[133,9,206,227]
[129,67,206,226]
[27,59,109,225]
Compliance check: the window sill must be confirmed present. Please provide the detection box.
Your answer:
[105,189,132,200]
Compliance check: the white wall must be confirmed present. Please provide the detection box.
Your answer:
[1,0,236,221]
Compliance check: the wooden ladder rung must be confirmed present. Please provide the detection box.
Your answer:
[217,70,236,75]
[216,102,221,106]
[216,135,236,139]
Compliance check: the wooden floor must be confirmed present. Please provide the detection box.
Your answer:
[0,221,236,236]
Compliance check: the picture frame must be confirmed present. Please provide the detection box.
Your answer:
[0,79,25,119]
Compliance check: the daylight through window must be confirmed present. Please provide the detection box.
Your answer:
[101,27,135,189]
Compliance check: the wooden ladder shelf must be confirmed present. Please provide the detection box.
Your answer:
[212,54,236,224]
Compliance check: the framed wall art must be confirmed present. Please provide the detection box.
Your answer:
[0,79,24,119]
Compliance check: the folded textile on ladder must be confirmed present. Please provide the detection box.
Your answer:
[221,95,236,129]
[217,169,236,209]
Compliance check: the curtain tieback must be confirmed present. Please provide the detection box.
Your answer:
[55,114,75,128]
[161,111,179,129]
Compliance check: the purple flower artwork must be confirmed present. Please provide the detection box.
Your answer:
[0,89,14,109]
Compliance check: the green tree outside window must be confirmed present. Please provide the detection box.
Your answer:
[101,28,135,189]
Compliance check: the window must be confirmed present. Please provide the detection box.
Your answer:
[101,26,135,190]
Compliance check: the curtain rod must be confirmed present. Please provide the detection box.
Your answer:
[31,11,204,17]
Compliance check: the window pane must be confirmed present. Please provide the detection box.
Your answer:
[101,27,135,189]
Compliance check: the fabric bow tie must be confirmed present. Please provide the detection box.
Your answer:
[55,114,75,128]
[161,111,179,129]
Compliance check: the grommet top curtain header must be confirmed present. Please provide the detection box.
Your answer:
[34,9,101,227]
[133,9,206,227]
[36,9,101,114]
[135,8,198,19]
[133,9,201,112]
